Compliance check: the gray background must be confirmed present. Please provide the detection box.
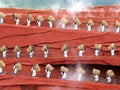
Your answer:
[0,0,120,9]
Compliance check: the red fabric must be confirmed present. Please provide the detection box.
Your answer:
[0,5,120,90]
[0,25,120,66]
[0,75,120,90]
[0,5,120,18]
